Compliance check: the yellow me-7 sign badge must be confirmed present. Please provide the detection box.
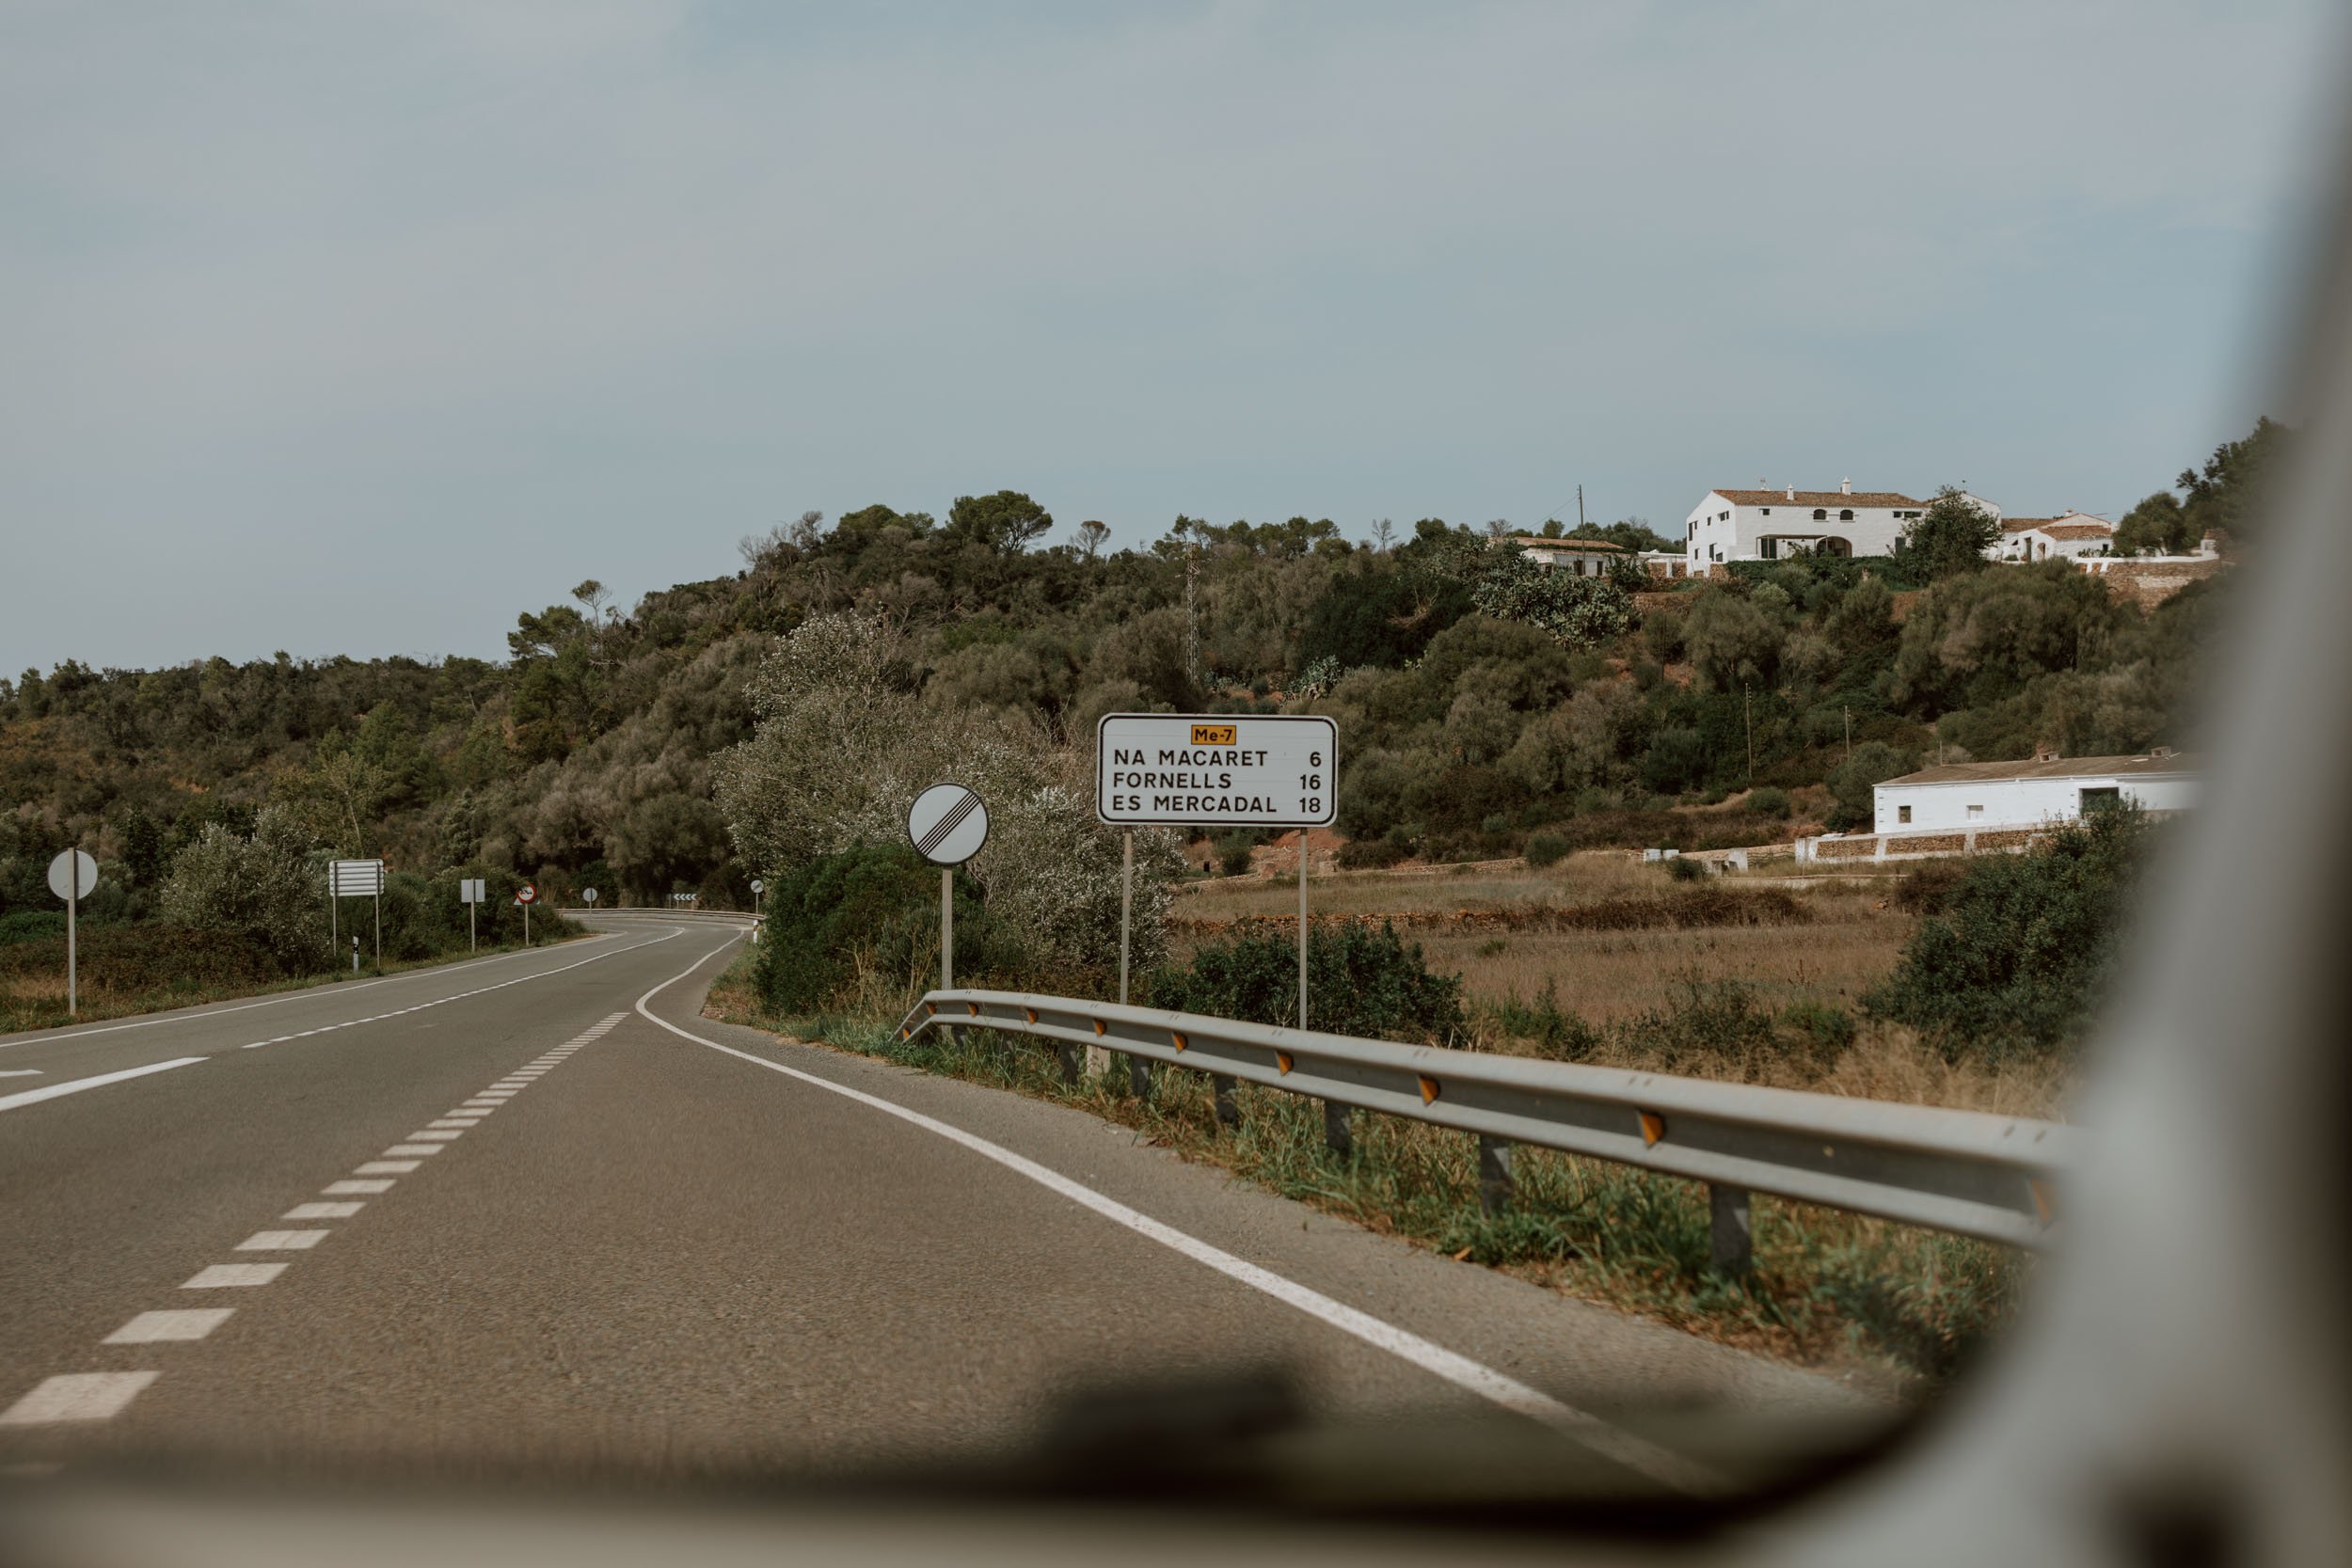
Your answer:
[1095,713,1338,828]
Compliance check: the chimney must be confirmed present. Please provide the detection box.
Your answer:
[1841,477,1851,496]
[2034,744,2061,763]
[2151,744,2174,759]
[1784,483,1794,500]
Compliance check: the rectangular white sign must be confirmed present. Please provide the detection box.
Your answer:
[327,859,385,896]
[459,878,485,904]
[1095,713,1338,828]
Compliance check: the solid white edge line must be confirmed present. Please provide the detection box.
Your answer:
[631,933,1723,1496]
[0,1056,205,1114]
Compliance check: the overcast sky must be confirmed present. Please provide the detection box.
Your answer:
[2,1,2339,678]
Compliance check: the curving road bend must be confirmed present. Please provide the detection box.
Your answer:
[0,914,1871,1494]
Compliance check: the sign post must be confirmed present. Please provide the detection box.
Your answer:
[328,859,386,974]
[47,849,98,1018]
[1095,713,1339,1131]
[906,783,991,1057]
[516,882,537,946]
[460,878,485,953]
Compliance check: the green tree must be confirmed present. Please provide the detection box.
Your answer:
[1899,486,2001,578]
[1825,740,1911,831]
[2113,491,2191,556]
[945,490,1055,553]
[159,804,327,971]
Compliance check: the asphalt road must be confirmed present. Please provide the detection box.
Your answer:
[0,915,1872,1498]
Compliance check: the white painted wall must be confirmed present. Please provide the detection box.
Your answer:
[1681,489,1951,567]
[1873,771,2199,833]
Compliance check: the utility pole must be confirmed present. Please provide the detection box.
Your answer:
[1743,683,1755,783]
[1577,484,1585,531]
[1844,705,1852,765]
[1184,522,1200,689]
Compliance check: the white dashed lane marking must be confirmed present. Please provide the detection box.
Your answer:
[183,1264,286,1290]
[105,1310,234,1344]
[0,1373,158,1426]
[236,1230,328,1251]
[0,1010,630,1433]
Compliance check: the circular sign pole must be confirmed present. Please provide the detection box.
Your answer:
[906,784,990,996]
[47,849,97,1018]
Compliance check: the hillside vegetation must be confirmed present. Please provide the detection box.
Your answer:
[0,430,2254,1032]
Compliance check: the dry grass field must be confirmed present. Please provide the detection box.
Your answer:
[1173,851,1912,1022]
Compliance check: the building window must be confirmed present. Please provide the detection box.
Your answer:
[1965,804,1983,820]
[1839,508,1853,521]
[1812,508,1827,521]
[1760,537,1778,560]
[1760,507,1772,515]
[1898,804,1912,825]
[2080,786,2122,813]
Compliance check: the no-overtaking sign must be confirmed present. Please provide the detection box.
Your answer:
[1095,713,1338,828]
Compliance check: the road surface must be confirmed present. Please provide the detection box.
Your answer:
[0,915,1867,1494]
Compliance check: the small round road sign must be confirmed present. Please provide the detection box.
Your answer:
[750,879,764,895]
[47,849,98,902]
[581,888,598,905]
[907,783,989,866]
[515,882,538,905]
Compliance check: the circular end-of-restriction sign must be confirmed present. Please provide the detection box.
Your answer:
[906,783,990,866]
[516,882,538,905]
[750,879,764,895]
[47,849,99,902]
[581,888,598,904]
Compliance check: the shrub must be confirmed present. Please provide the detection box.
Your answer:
[1337,838,1406,870]
[1666,855,1707,881]
[1867,808,2153,1059]
[1892,858,1969,915]
[1154,919,1467,1045]
[753,843,1020,1014]
[0,924,287,999]
[1523,832,1569,868]
[1746,786,1791,818]
[1214,829,1261,879]
[159,804,329,972]
[1487,979,1603,1060]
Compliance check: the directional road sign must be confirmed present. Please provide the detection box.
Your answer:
[459,878,486,904]
[328,859,385,896]
[1095,713,1338,828]
[907,783,989,866]
[47,849,99,901]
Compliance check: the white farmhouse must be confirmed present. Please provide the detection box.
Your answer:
[1511,535,1628,577]
[1993,513,2115,562]
[1682,482,1980,568]
[1873,749,2197,834]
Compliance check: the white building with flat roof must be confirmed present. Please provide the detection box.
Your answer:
[1510,535,1627,578]
[1683,482,1993,568]
[1994,513,2115,562]
[1873,750,2198,834]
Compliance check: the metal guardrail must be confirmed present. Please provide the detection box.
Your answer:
[897,989,2074,1268]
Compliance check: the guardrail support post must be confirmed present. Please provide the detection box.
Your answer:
[1213,1074,1238,1127]
[1056,1040,1082,1087]
[1477,1135,1513,1215]
[1323,1101,1352,1158]
[1709,1184,1753,1276]
[1129,1053,1151,1104]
